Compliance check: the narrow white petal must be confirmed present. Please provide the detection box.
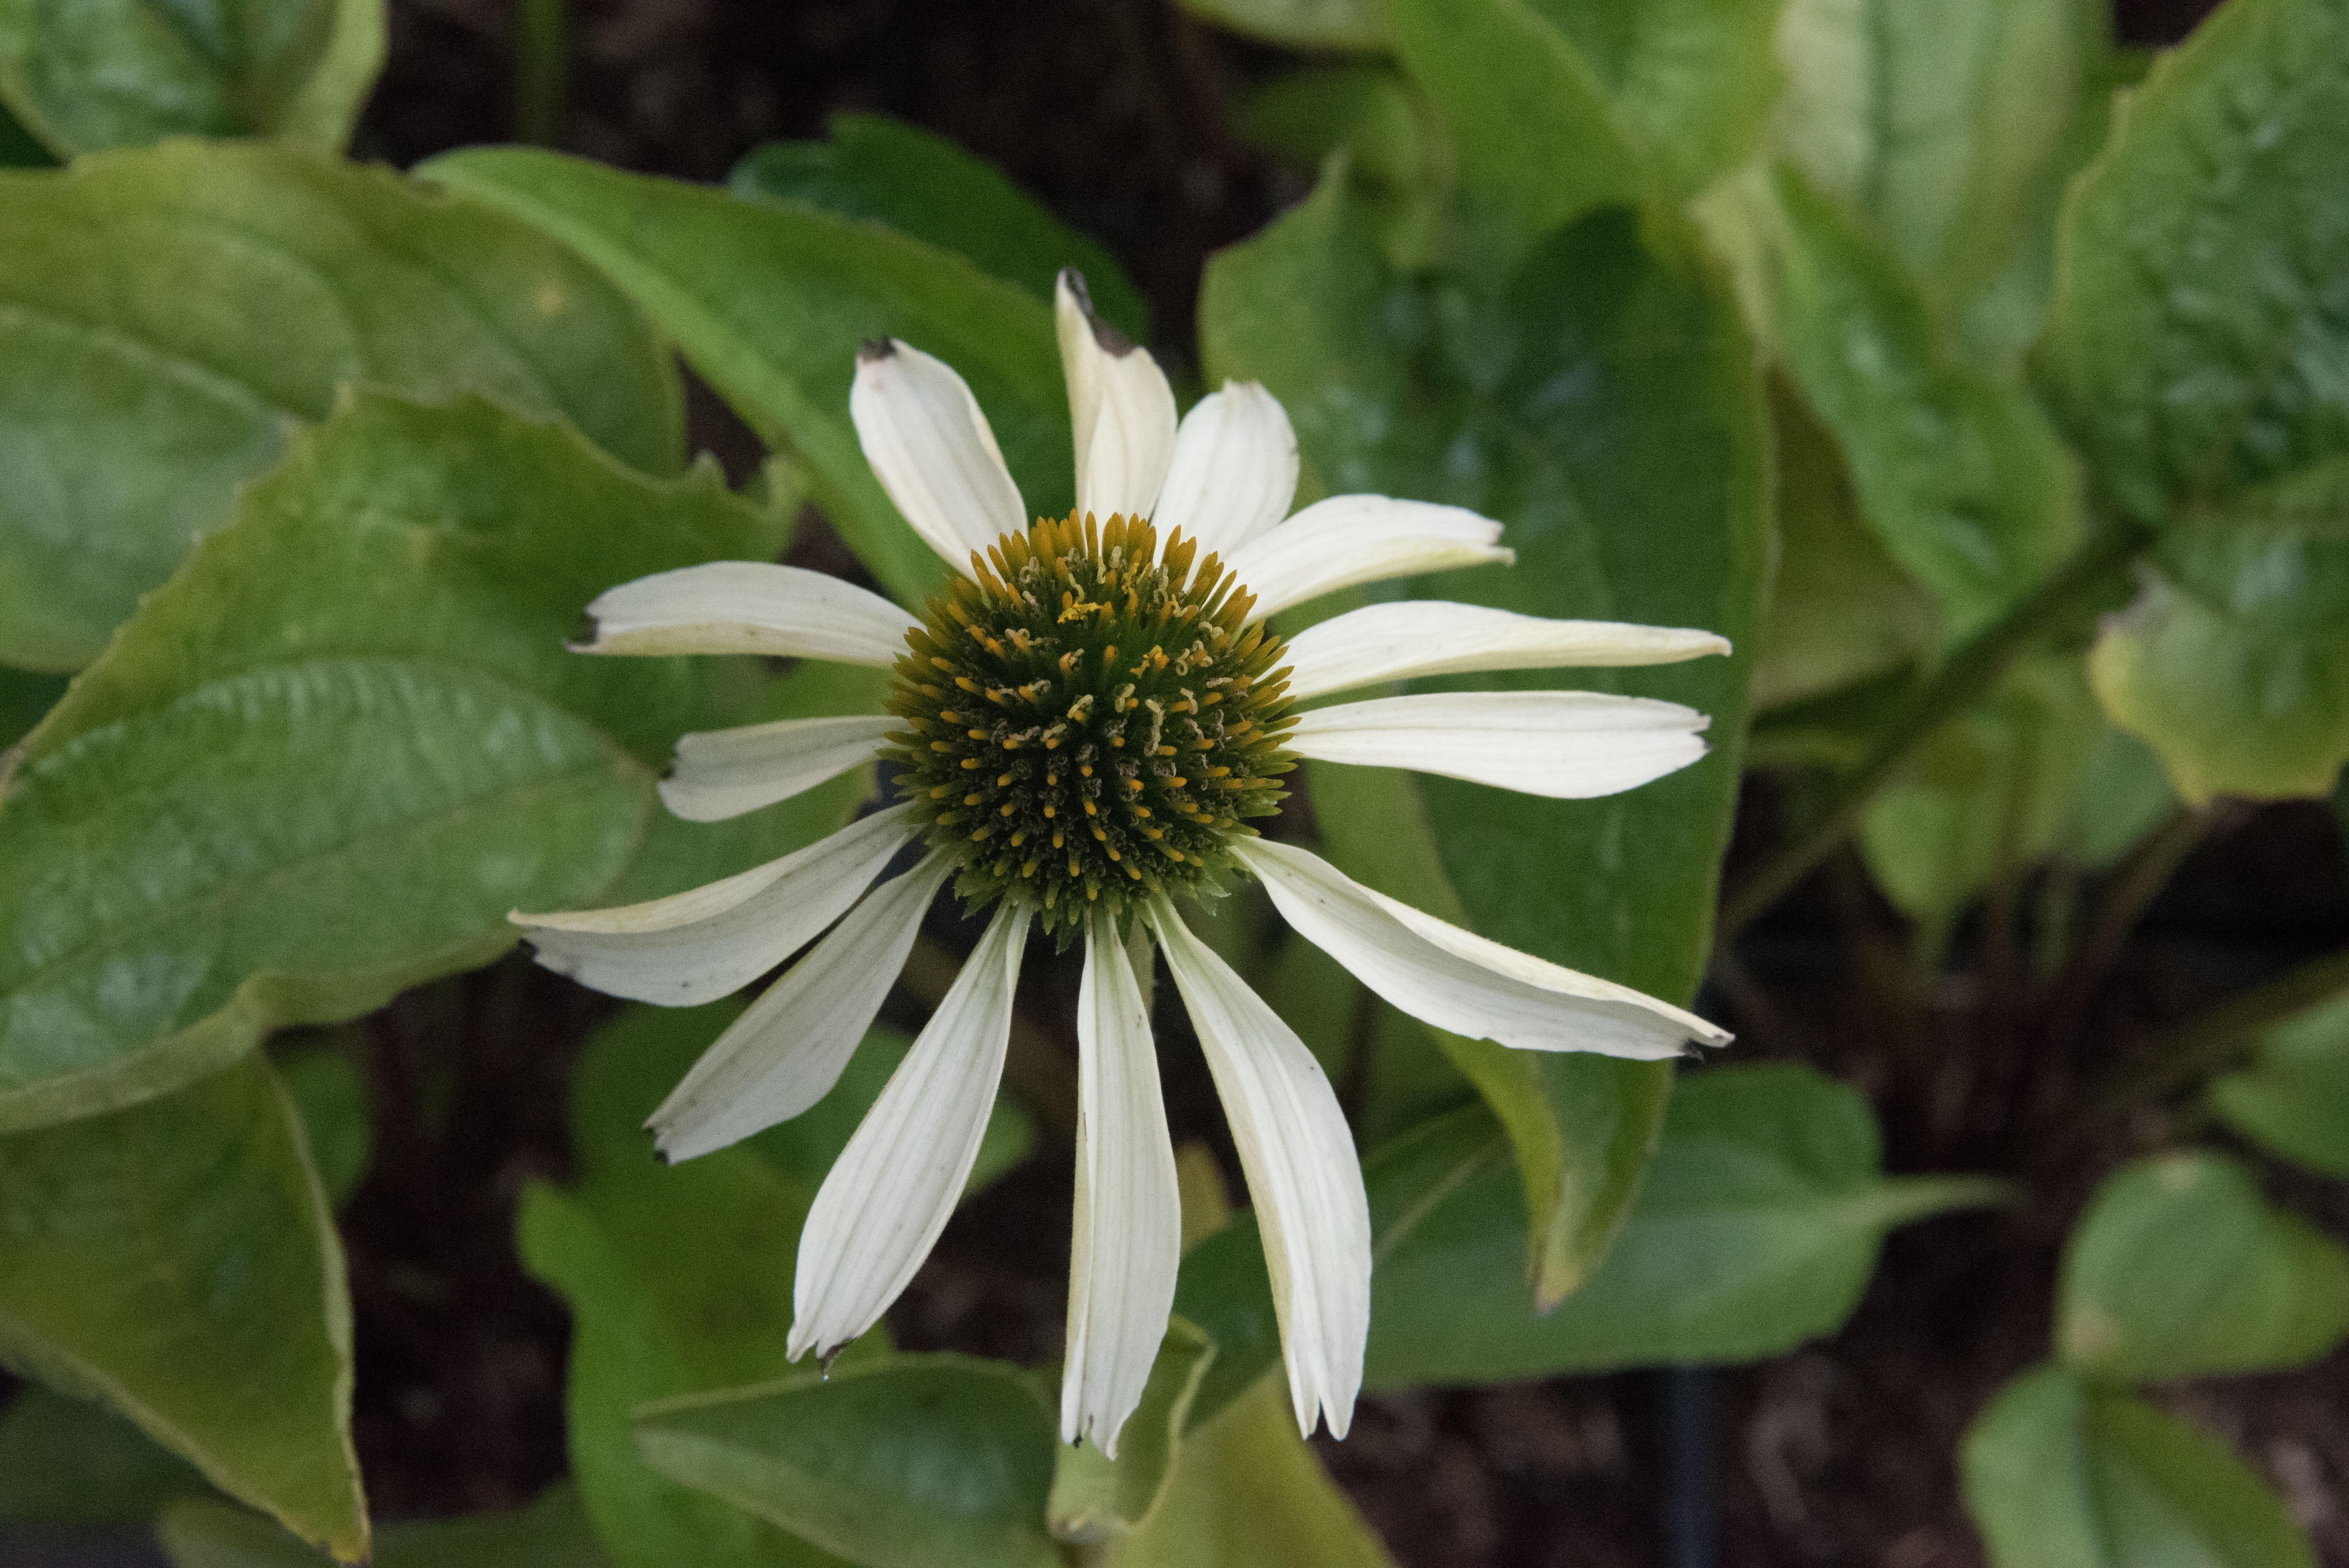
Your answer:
[1150,381,1299,559]
[1062,915,1182,1456]
[513,805,919,1007]
[659,714,898,822]
[1236,840,1729,1059]
[574,562,916,666]
[850,339,1028,567]
[1147,898,1367,1440]
[1057,269,1177,522]
[646,847,954,1162]
[1285,690,1710,799]
[1228,497,1513,618]
[789,901,1034,1361]
[1282,601,1732,702]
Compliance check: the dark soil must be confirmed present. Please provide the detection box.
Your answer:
[21,4,2349,1566]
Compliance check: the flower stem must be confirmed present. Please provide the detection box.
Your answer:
[1719,522,2148,940]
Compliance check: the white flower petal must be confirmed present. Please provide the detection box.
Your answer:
[1057,269,1177,522]
[658,714,898,823]
[850,339,1028,567]
[574,561,916,666]
[789,901,1034,1361]
[1284,690,1710,799]
[647,847,954,1163]
[1062,914,1182,1456]
[1228,497,1513,618]
[1282,601,1732,702]
[512,805,920,1008]
[1147,897,1367,1441]
[1150,381,1299,560]
[1235,840,1729,1059]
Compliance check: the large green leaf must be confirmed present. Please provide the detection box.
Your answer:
[0,665,64,750]
[157,1486,611,1568]
[1237,66,1449,273]
[0,141,685,671]
[1961,1366,2315,1568]
[0,0,384,158]
[2041,0,2349,530]
[1364,1065,2002,1384]
[635,1356,1060,1568]
[0,1383,208,1525]
[1704,161,2081,634]
[2211,989,2349,1180]
[420,147,1071,609]
[730,113,1148,339]
[2085,458,2349,801]
[2056,1150,2349,1383]
[1172,0,1381,49]
[0,1056,364,1560]
[1383,0,1653,264]
[1201,169,1767,1298]
[1526,0,1786,197]
[526,1001,1027,1568]
[1774,0,2083,312]
[0,394,778,1133]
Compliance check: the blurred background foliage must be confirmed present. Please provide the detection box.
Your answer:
[0,0,2345,1565]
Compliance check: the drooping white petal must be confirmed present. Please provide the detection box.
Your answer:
[1062,914,1182,1457]
[659,714,898,822]
[1147,897,1368,1441]
[1228,497,1513,618]
[1057,269,1176,522]
[1150,381,1299,560]
[1235,839,1729,1059]
[646,848,954,1162]
[1285,690,1710,799]
[1282,601,1732,702]
[789,901,1034,1361]
[850,339,1028,567]
[512,805,920,1008]
[573,562,917,666]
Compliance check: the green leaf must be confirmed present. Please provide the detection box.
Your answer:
[0,95,52,165]
[0,0,384,158]
[419,146,1070,610]
[273,1041,371,1210]
[1704,161,2082,634]
[730,113,1148,339]
[1773,0,2083,311]
[1046,1318,1215,1544]
[1171,0,1382,50]
[1857,658,2104,925]
[1238,66,1449,273]
[0,394,775,1133]
[634,1356,1060,1568]
[1383,0,1653,264]
[1961,1365,2316,1568]
[2042,0,2349,529]
[1363,1065,2005,1384]
[1752,381,1937,711]
[0,665,65,750]
[1101,1376,1394,1568]
[2085,459,2349,802]
[157,1485,612,1568]
[0,142,685,671]
[1525,0,1786,197]
[2051,721,2178,871]
[2056,1149,2349,1382]
[0,1056,364,1560]
[2211,990,2349,1179]
[1202,169,1768,1298]
[528,1001,1026,1568]
[0,1384,208,1525]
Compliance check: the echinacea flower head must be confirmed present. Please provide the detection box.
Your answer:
[515,270,1733,1458]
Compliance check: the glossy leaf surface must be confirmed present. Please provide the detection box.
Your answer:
[0,1057,364,1559]
[0,396,774,1132]
[0,142,684,670]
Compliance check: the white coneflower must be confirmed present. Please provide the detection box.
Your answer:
[514,271,1732,1458]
